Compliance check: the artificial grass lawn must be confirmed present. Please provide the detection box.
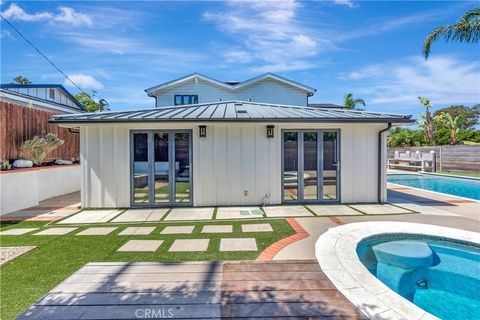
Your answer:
[0,218,294,320]
[437,171,480,178]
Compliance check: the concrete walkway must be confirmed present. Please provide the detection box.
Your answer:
[18,260,365,319]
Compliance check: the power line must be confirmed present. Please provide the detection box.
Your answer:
[0,15,87,94]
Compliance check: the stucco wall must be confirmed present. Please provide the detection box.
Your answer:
[79,122,388,208]
[0,165,80,215]
[152,78,308,107]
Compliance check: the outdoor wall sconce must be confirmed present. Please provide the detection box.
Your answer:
[266,125,274,138]
[199,125,207,138]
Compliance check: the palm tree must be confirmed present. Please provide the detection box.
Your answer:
[434,112,463,145]
[343,93,366,110]
[13,75,31,84]
[423,7,480,58]
[417,96,434,145]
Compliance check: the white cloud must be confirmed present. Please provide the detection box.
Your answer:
[333,0,357,8]
[339,56,480,107]
[65,74,103,90]
[204,0,325,72]
[1,3,92,27]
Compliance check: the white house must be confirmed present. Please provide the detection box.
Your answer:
[0,84,85,114]
[52,73,414,209]
[145,73,316,107]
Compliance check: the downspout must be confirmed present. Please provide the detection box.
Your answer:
[378,122,392,203]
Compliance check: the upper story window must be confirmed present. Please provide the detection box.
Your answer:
[49,88,55,100]
[174,95,198,106]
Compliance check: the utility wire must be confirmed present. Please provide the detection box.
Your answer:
[1,15,87,95]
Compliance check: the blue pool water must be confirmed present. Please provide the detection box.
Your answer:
[357,235,480,320]
[388,174,480,200]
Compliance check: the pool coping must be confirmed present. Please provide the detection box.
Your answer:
[315,221,480,320]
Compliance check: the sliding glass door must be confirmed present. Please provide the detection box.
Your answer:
[131,130,192,206]
[282,130,339,203]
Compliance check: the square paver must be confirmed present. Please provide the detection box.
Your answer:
[164,208,214,221]
[160,226,195,234]
[169,239,209,252]
[307,205,363,216]
[216,207,263,220]
[117,240,164,252]
[263,205,313,217]
[220,238,257,251]
[202,225,233,233]
[58,210,123,224]
[76,227,117,236]
[112,209,168,222]
[118,227,156,235]
[349,204,412,215]
[0,228,38,235]
[34,228,77,236]
[241,223,273,232]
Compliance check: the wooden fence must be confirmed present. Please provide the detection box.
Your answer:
[388,145,480,173]
[0,101,80,162]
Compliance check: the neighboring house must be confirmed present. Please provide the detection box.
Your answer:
[0,84,85,114]
[52,99,414,208]
[145,73,316,107]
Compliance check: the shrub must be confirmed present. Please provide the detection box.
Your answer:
[0,160,11,171]
[19,133,64,165]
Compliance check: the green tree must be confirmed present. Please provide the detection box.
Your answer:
[13,75,32,84]
[423,7,480,58]
[388,128,425,147]
[434,112,463,145]
[433,105,479,130]
[74,91,109,112]
[343,93,366,110]
[417,96,435,145]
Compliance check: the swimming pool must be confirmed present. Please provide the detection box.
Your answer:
[357,235,480,320]
[388,173,480,200]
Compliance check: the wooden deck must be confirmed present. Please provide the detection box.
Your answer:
[18,260,365,319]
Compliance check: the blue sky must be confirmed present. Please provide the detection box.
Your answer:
[1,0,479,118]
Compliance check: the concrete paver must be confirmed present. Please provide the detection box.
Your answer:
[164,208,214,221]
[201,225,233,233]
[0,228,39,235]
[76,227,117,236]
[160,226,195,234]
[117,240,164,252]
[34,228,77,236]
[111,209,168,222]
[263,205,313,217]
[307,205,362,216]
[220,238,257,251]
[241,223,273,232]
[58,210,123,224]
[169,239,209,252]
[216,207,263,220]
[349,204,412,215]
[118,227,156,235]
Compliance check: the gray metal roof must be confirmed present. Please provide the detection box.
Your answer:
[51,100,414,124]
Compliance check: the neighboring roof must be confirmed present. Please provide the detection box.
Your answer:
[145,73,317,96]
[308,103,345,109]
[51,100,414,124]
[0,89,85,114]
[0,83,85,110]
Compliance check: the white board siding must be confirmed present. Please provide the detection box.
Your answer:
[152,78,308,107]
[79,122,387,208]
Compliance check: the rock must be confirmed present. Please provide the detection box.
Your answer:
[54,159,73,165]
[13,159,33,168]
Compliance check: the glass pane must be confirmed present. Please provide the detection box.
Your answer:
[154,132,169,203]
[133,133,149,203]
[175,132,191,203]
[193,95,198,104]
[283,132,298,201]
[174,96,182,105]
[303,132,318,200]
[323,131,338,200]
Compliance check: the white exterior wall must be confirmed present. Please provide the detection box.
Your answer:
[152,78,308,107]
[10,87,79,108]
[79,122,388,208]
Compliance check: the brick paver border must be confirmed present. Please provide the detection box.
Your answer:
[256,217,309,261]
